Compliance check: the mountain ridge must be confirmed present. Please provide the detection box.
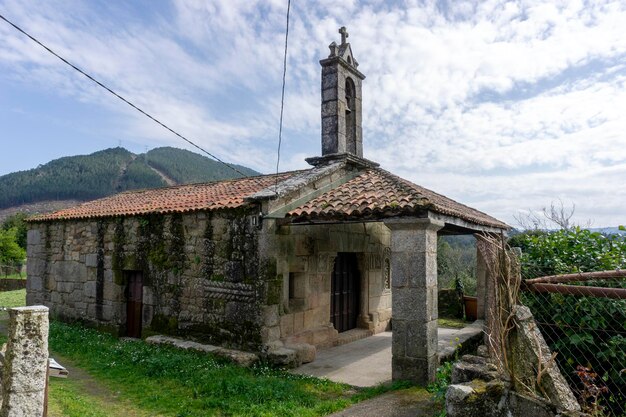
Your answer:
[0,146,260,214]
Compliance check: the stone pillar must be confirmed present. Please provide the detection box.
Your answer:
[385,218,444,385]
[475,242,487,320]
[0,306,49,417]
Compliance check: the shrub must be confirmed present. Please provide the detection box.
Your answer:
[513,228,626,415]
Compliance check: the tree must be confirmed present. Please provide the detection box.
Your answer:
[437,236,477,294]
[513,199,580,231]
[1,212,28,249]
[0,227,26,266]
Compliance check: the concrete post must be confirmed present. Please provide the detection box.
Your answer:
[385,218,444,385]
[0,306,49,417]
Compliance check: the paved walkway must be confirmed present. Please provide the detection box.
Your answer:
[292,321,483,387]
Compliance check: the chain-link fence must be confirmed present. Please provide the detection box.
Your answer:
[521,271,626,416]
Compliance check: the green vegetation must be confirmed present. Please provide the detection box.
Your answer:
[48,322,394,416]
[427,361,453,417]
[1,212,27,249]
[48,377,153,417]
[0,289,26,345]
[437,236,476,295]
[116,157,166,191]
[0,227,25,266]
[514,227,626,416]
[0,146,260,210]
[0,148,134,208]
[145,147,258,184]
[511,227,626,277]
[0,288,26,308]
[437,318,466,329]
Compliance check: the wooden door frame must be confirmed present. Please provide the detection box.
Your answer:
[330,252,361,333]
[125,270,143,338]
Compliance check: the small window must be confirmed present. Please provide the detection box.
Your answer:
[289,272,296,299]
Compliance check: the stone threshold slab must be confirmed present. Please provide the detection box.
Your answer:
[145,335,259,367]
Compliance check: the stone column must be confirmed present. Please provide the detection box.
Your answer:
[475,241,487,320]
[385,218,443,385]
[0,306,49,417]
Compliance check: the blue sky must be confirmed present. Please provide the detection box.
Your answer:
[1,0,625,227]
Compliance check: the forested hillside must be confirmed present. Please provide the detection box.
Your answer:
[0,147,259,209]
[145,147,258,184]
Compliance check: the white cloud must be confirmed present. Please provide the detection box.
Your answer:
[1,0,625,226]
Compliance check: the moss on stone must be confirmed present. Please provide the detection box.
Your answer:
[266,279,282,305]
[112,218,126,285]
[150,314,180,335]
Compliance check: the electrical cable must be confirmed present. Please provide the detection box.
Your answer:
[0,12,248,178]
[274,0,291,191]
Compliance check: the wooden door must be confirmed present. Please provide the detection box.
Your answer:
[330,253,360,333]
[126,271,143,338]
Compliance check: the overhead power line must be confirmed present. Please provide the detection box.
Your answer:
[0,12,248,178]
[275,0,291,186]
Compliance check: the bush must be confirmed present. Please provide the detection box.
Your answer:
[513,228,626,415]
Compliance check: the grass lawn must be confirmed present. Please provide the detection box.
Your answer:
[0,289,27,345]
[0,273,26,279]
[48,377,154,417]
[0,288,431,416]
[49,322,403,417]
[0,288,26,308]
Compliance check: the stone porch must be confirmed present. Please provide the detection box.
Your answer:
[291,320,483,387]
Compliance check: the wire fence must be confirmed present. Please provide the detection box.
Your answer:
[520,270,626,416]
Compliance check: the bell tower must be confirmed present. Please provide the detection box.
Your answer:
[320,27,366,157]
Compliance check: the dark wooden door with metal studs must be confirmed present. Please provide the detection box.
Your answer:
[126,271,143,338]
[330,253,360,333]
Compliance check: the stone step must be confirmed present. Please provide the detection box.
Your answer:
[332,328,373,347]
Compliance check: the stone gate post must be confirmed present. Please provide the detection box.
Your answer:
[0,306,49,417]
[385,218,443,385]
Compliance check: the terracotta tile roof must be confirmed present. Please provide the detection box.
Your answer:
[30,164,508,230]
[30,172,299,222]
[287,168,509,229]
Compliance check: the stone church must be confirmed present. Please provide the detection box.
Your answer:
[27,28,508,383]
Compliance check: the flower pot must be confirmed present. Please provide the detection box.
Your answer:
[463,295,478,321]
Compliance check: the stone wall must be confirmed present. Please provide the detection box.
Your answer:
[446,306,582,417]
[259,220,392,347]
[0,280,26,292]
[27,209,267,351]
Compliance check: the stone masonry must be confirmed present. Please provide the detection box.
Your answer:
[27,210,269,350]
[320,27,365,158]
[261,221,392,349]
[27,208,394,352]
[0,306,49,417]
[385,217,444,384]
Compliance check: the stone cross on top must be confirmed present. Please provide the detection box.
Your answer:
[339,26,349,45]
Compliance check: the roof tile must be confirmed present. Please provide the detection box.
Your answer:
[30,172,298,221]
[287,168,509,229]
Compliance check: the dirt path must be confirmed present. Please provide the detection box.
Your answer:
[49,353,120,402]
[48,353,159,417]
[328,388,440,417]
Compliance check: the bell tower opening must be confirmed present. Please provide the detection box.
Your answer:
[345,77,356,154]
